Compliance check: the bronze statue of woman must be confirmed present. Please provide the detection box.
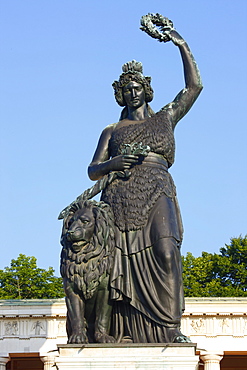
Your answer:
[88,14,203,343]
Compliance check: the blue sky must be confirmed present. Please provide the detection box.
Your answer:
[1,0,246,275]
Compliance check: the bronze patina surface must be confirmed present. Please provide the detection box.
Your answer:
[60,13,203,344]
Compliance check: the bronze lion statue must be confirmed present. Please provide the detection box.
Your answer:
[60,199,116,344]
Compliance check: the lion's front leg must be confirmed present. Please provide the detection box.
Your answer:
[64,280,88,344]
[94,275,116,343]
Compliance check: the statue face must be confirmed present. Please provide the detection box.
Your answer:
[123,81,145,108]
[66,206,95,252]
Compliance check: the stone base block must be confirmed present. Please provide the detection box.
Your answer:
[55,343,199,370]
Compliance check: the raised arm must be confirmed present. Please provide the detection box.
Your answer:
[140,14,203,128]
[161,29,203,127]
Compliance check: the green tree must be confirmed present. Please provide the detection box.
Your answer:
[0,254,64,299]
[182,235,247,297]
[219,235,247,291]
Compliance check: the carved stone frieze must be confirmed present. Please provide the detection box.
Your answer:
[182,315,246,338]
[191,318,205,333]
[30,320,46,336]
[4,321,18,336]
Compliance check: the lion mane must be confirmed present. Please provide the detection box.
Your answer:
[60,200,115,300]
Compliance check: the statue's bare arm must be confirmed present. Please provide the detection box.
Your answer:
[88,125,138,181]
[162,29,203,128]
[140,14,203,128]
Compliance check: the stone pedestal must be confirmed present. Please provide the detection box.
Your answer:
[55,343,199,370]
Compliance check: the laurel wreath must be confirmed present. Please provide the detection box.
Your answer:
[140,13,174,42]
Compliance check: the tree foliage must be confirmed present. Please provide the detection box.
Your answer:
[182,235,247,297]
[0,254,64,299]
[1,236,246,299]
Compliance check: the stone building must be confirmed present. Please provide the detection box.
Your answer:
[0,298,246,369]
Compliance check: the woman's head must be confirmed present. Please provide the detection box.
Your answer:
[112,60,154,107]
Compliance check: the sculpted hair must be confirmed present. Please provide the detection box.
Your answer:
[112,60,155,119]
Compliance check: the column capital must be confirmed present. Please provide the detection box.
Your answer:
[40,355,56,370]
[0,357,10,370]
[0,357,9,364]
[200,351,224,370]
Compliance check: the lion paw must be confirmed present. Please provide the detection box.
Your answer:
[68,333,88,344]
[95,332,116,343]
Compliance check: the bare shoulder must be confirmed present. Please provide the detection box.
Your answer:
[94,122,119,152]
[100,122,118,138]
[89,123,117,165]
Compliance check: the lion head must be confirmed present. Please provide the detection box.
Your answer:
[60,200,115,299]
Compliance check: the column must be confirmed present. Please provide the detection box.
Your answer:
[200,352,223,370]
[40,356,56,370]
[0,357,9,370]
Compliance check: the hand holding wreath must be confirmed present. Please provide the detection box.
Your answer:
[140,13,185,46]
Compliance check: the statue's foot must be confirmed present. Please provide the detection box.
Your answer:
[95,332,116,343]
[165,327,191,343]
[173,334,192,343]
[121,336,133,343]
